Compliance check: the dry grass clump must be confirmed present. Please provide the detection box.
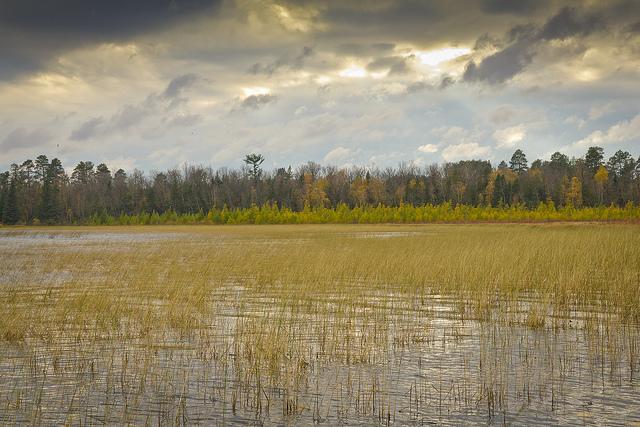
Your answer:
[0,223,638,424]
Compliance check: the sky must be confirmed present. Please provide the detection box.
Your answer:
[0,0,639,172]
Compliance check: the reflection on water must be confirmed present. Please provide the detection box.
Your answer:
[0,230,638,425]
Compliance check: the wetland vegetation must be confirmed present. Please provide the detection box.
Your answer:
[0,223,638,425]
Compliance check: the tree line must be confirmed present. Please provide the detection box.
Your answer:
[1,147,639,225]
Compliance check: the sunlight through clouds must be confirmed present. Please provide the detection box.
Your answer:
[418,47,471,66]
[339,66,367,78]
[242,87,271,97]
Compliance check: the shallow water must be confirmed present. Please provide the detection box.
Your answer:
[0,230,180,245]
[0,228,638,425]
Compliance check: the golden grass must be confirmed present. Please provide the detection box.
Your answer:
[0,223,638,424]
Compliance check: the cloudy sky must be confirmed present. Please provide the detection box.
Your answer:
[1,0,639,172]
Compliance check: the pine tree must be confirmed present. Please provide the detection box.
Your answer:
[243,153,265,182]
[585,147,604,173]
[509,150,528,173]
[0,171,8,220]
[39,159,64,224]
[2,176,19,225]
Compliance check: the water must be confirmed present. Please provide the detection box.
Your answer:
[0,229,638,425]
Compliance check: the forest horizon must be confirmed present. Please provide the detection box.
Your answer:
[1,145,639,225]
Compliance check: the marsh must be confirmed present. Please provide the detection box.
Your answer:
[0,224,638,425]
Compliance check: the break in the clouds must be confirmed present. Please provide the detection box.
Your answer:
[1,0,639,171]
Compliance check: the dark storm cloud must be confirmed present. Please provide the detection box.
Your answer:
[464,41,535,85]
[464,6,606,85]
[0,50,41,81]
[538,7,604,41]
[507,24,537,43]
[0,0,220,80]
[248,47,314,76]
[479,0,546,15]
[320,1,440,33]
[0,0,218,37]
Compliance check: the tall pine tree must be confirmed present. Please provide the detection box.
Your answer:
[39,159,63,224]
[2,175,19,225]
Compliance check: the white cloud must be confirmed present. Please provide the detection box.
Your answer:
[441,142,491,161]
[418,143,438,153]
[431,126,491,161]
[323,146,351,164]
[102,156,137,172]
[574,114,640,147]
[493,125,526,149]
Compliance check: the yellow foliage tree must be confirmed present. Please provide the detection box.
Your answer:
[594,165,608,205]
[350,176,368,206]
[565,176,583,208]
[303,173,329,208]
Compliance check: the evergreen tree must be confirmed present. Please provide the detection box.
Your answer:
[0,171,9,220]
[243,153,265,182]
[549,152,570,169]
[607,150,635,178]
[40,160,63,224]
[2,175,19,224]
[585,146,604,173]
[509,150,528,173]
[607,150,635,205]
[35,155,49,182]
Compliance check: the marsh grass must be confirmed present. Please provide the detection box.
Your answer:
[0,224,639,424]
